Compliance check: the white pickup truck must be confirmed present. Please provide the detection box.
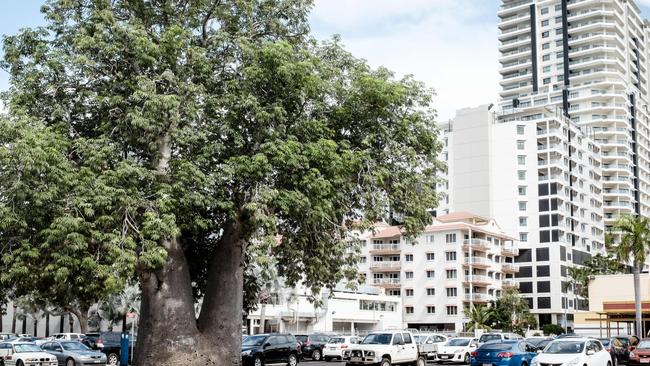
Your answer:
[343,330,427,366]
[413,333,449,360]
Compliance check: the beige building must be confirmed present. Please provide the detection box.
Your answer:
[574,274,650,336]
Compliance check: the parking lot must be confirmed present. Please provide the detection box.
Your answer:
[306,360,469,366]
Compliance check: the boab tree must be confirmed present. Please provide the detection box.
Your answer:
[0,0,443,364]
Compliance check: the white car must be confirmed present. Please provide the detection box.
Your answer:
[51,333,84,341]
[344,331,423,365]
[532,338,612,366]
[413,333,448,360]
[323,335,359,361]
[435,337,479,364]
[0,342,58,366]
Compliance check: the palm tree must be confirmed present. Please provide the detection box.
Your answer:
[610,215,650,336]
[464,305,493,331]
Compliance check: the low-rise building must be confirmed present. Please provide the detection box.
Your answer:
[357,212,517,332]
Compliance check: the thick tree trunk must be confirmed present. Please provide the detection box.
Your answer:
[22,317,26,334]
[33,318,38,337]
[68,313,74,332]
[197,219,245,366]
[634,265,643,336]
[133,237,215,366]
[69,307,90,334]
[259,303,266,334]
[59,315,64,333]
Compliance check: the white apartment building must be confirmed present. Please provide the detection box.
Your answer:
[357,212,518,332]
[245,284,403,336]
[498,0,650,228]
[437,104,605,328]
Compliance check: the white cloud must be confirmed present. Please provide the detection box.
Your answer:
[310,0,500,122]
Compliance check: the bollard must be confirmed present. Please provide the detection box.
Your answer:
[120,333,130,366]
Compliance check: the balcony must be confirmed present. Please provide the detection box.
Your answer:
[369,243,401,255]
[463,275,493,285]
[502,244,519,256]
[463,293,491,303]
[463,257,493,268]
[369,262,401,272]
[502,263,520,273]
[462,239,492,251]
[502,279,518,288]
[372,278,401,288]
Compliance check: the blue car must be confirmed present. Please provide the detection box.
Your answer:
[471,340,538,366]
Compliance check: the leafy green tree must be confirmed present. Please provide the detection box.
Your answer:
[584,253,624,275]
[610,215,650,337]
[489,288,536,334]
[541,324,565,336]
[464,305,492,331]
[0,0,442,364]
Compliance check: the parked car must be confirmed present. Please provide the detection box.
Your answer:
[81,332,135,365]
[600,337,629,366]
[532,338,612,366]
[342,330,426,366]
[629,339,650,365]
[323,335,359,362]
[525,337,554,351]
[50,333,84,342]
[0,333,17,341]
[241,333,300,366]
[295,333,330,361]
[436,337,479,364]
[41,340,106,366]
[7,337,38,343]
[479,333,524,346]
[413,333,449,360]
[471,340,538,366]
[0,342,58,366]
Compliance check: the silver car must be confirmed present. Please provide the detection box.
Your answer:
[40,341,106,366]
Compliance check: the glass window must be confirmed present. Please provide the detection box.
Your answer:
[519,233,528,242]
[445,252,457,261]
[427,288,435,296]
[426,270,435,278]
[517,125,525,135]
[446,288,457,297]
[406,289,414,296]
[426,306,435,314]
[517,140,525,150]
[446,269,457,279]
[405,272,414,279]
[518,186,527,195]
[403,333,413,344]
[519,217,527,226]
[519,202,527,211]
[426,253,435,261]
[518,155,526,165]
[447,306,458,315]
[542,31,549,38]
[405,254,413,262]
[392,334,403,345]
[405,306,414,314]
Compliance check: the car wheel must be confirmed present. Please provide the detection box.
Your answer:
[16,361,23,366]
[416,356,426,366]
[608,362,612,366]
[107,353,119,366]
[288,353,298,366]
[381,357,392,366]
[324,356,331,362]
[66,359,75,366]
[254,356,264,366]
[312,349,322,361]
[464,353,470,364]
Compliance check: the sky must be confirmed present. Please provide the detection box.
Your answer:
[2,1,650,121]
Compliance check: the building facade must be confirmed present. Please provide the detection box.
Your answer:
[357,212,518,332]
[498,0,650,229]
[438,104,605,328]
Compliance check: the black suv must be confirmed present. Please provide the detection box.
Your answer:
[81,332,136,365]
[295,334,330,361]
[241,333,300,366]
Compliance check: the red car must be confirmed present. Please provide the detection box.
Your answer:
[629,339,650,365]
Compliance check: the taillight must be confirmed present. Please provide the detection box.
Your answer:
[497,352,514,358]
[341,345,348,349]
[471,352,478,357]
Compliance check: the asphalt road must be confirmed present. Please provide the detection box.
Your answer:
[305,360,470,366]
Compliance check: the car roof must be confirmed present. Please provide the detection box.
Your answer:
[553,337,592,342]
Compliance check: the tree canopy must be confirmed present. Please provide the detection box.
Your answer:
[0,0,443,363]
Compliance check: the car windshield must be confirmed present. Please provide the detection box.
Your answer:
[62,342,89,351]
[242,335,267,347]
[448,339,471,347]
[616,338,631,346]
[545,341,585,354]
[362,334,392,345]
[480,335,502,342]
[480,343,513,351]
[637,341,650,349]
[599,340,611,346]
[15,344,42,353]
[328,338,345,344]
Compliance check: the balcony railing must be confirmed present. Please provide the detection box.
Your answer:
[502,263,519,272]
[370,262,401,269]
[372,278,400,286]
[464,257,493,266]
[464,293,491,302]
[463,239,492,250]
[371,244,401,251]
[464,275,492,283]
[502,279,517,287]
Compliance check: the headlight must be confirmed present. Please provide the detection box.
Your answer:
[25,358,37,362]
[532,359,540,366]
[455,349,465,353]
[366,351,375,357]
[241,350,252,356]
[343,350,350,357]
[564,357,580,366]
